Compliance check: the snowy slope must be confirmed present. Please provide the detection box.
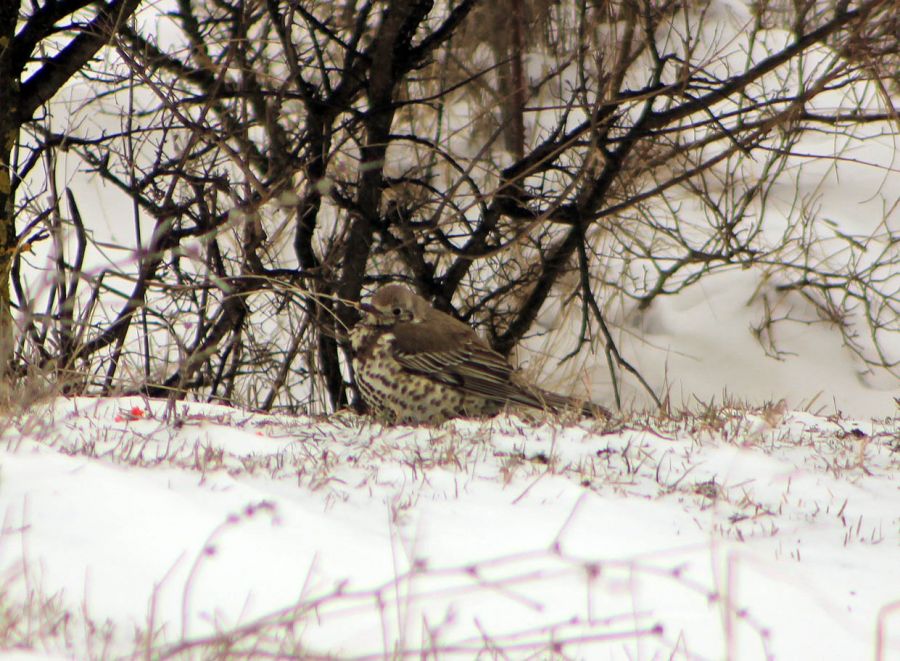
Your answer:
[0,397,896,659]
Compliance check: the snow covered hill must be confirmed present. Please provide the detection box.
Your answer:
[0,397,896,659]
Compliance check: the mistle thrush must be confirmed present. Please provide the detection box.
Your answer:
[350,284,607,424]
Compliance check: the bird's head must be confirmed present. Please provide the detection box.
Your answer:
[361,285,429,325]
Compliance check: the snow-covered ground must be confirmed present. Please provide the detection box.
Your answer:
[0,396,896,659]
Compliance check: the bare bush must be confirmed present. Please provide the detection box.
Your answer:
[6,0,897,413]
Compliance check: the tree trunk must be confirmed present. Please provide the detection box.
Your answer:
[0,0,23,384]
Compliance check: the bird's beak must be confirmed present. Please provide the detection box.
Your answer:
[359,303,378,315]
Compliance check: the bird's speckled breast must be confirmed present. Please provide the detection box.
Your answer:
[350,324,497,424]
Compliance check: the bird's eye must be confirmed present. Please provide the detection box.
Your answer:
[392,307,402,316]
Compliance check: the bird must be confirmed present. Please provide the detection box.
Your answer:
[349,284,608,424]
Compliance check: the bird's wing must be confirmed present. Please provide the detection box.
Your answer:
[390,322,563,408]
[390,319,605,417]
[390,322,512,388]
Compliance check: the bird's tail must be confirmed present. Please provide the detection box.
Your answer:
[525,386,611,419]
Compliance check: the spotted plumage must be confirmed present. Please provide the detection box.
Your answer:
[350,285,607,424]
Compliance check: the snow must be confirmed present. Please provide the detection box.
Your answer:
[0,396,896,658]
